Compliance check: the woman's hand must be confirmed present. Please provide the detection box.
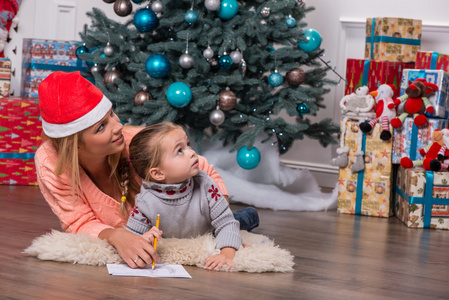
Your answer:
[99,228,160,269]
[204,247,236,271]
[142,226,163,244]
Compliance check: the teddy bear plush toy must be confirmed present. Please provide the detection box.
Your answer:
[359,84,397,141]
[391,78,438,128]
[330,86,376,172]
[400,128,449,171]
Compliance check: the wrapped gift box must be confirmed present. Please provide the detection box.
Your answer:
[0,97,42,185]
[365,17,421,62]
[400,69,449,119]
[21,39,88,98]
[337,120,394,217]
[415,51,449,71]
[392,117,448,164]
[395,166,449,229]
[345,59,414,99]
[0,58,11,98]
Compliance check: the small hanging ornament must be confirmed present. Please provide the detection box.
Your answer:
[217,0,239,20]
[113,0,133,17]
[203,46,214,59]
[103,42,114,57]
[179,34,194,69]
[218,88,237,111]
[134,7,158,32]
[296,0,305,7]
[75,43,88,59]
[185,0,198,24]
[260,7,270,17]
[236,146,261,170]
[134,90,153,106]
[104,69,122,86]
[132,0,143,3]
[151,0,164,12]
[268,71,283,87]
[230,49,242,64]
[286,67,306,86]
[286,15,296,28]
[166,82,192,108]
[145,53,170,78]
[205,0,220,11]
[239,58,247,77]
[297,103,309,115]
[90,64,100,74]
[218,52,233,69]
[209,58,220,71]
[209,107,225,125]
[103,0,115,3]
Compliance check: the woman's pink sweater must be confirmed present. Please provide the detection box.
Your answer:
[34,126,228,238]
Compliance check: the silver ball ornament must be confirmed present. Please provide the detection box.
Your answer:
[230,50,242,64]
[90,64,100,74]
[203,46,214,59]
[151,0,164,13]
[104,44,114,57]
[205,0,221,11]
[209,109,225,125]
[179,53,194,69]
[261,7,270,17]
[113,0,133,17]
[104,69,122,86]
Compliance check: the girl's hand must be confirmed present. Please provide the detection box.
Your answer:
[99,228,160,269]
[142,226,163,244]
[204,247,236,271]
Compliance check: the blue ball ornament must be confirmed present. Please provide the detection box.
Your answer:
[218,55,233,69]
[298,28,322,53]
[267,46,275,52]
[166,82,192,108]
[132,0,143,3]
[268,72,283,87]
[145,53,170,78]
[185,10,198,24]
[286,17,296,28]
[134,8,158,32]
[217,0,239,20]
[236,146,261,170]
[297,103,309,115]
[75,45,88,59]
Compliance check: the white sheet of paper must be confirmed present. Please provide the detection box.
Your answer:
[107,263,192,278]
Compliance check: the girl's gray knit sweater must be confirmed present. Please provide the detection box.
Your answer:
[126,170,242,250]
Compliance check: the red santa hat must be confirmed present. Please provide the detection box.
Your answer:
[38,71,112,138]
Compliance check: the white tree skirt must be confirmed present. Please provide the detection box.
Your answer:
[202,136,338,211]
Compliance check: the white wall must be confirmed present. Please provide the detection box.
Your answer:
[8,0,449,187]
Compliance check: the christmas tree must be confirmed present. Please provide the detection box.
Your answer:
[78,0,339,167]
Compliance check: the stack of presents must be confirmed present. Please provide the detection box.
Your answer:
[336,17,449,230]
[0,39,86,185]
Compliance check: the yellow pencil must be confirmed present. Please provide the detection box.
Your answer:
[152,214,160,270]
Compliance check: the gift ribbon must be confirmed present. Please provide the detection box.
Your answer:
[362,59,370,86]
[409,124,418,161]
[368,18,421,59]
[395,171,449,228]
[355,131,367,214]
[0,153,35,159]
[24,62,86,73]
[430,52,439,70]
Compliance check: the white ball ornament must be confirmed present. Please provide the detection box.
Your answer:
[230,50,242,64]
[179,53,194,69]
[151,0,164,12]
[209,109,225,125]
[203,46,214,59]
[104,43,114,56]
[205,0,221,11]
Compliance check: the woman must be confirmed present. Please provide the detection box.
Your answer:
[34,71,258,268]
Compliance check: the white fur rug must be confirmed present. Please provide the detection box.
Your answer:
[24,230,294,273]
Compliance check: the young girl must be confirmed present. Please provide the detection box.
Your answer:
[126,122,242,271]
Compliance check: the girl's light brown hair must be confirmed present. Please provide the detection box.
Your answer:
[129,122,183,182]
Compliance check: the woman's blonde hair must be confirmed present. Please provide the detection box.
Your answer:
[47,131,138,216]
[129,122,183,182]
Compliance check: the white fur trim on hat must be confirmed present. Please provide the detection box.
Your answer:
[42,95,112,138]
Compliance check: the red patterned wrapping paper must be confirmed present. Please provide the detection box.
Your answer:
[415,51,449,71]
[345,59,414,99]
[0,97,42,185]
